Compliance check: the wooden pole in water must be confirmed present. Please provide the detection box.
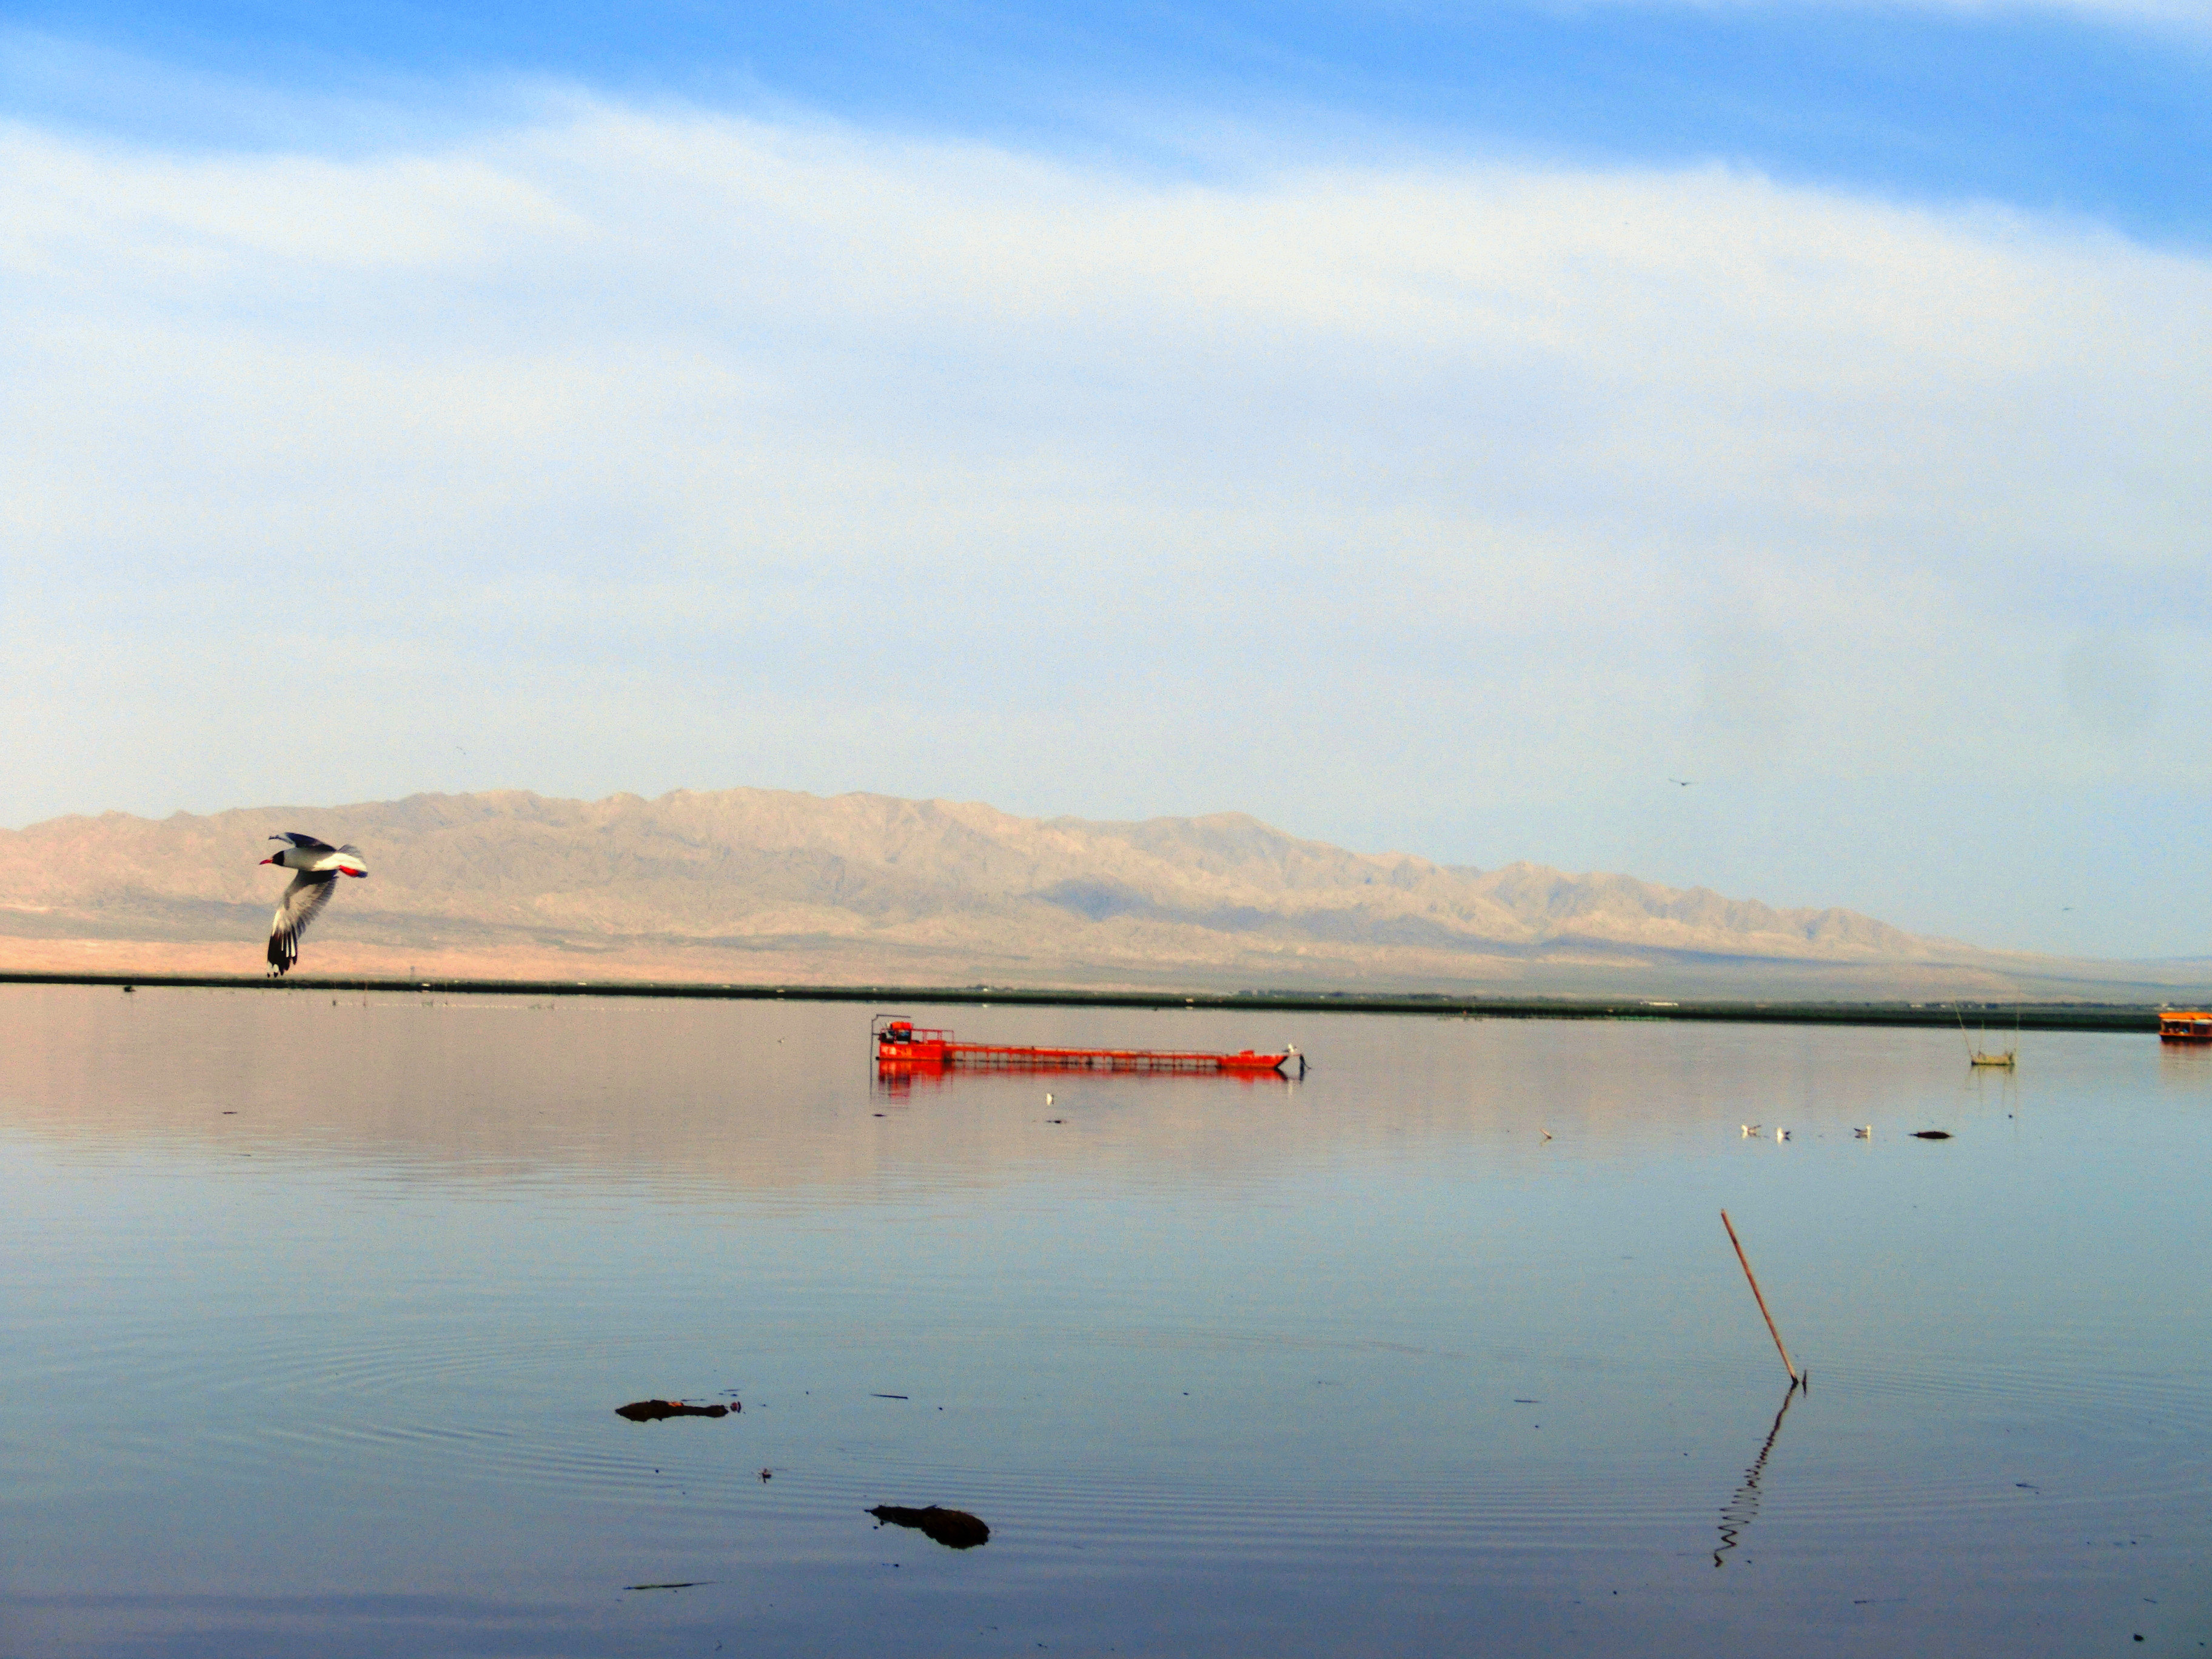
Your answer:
[1720,1210,1800,1388]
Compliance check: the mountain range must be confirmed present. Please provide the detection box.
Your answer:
[0,788,2194,999]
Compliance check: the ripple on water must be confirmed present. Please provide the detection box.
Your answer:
[27,1299,2208,1554]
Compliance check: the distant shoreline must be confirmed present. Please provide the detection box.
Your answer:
[0,971,2170,1033]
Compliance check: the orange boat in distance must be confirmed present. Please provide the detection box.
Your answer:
[873,1015,1305,1076]
[2159,1011,2212,1043]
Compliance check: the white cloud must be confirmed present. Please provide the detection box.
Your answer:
[1,102,2208,949]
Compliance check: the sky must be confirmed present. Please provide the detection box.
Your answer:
[1,0,2207,959]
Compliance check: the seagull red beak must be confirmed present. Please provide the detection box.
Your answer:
[260,857,275,865]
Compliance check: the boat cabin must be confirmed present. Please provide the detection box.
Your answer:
[2159,1011,2212,1043]
[873,1014,953,1056]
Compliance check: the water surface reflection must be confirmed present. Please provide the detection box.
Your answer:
[1714,1384,1798,1569]
[4,985,2208,1657]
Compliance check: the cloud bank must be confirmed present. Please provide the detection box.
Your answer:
[1,100,2207,951]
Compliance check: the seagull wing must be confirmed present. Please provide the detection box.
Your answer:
[270,831,337,851]
[268,870,338,975]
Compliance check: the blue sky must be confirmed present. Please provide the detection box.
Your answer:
[12,0,2209,240]
[2,0,2208,957]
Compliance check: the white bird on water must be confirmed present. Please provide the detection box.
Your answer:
[261,833,368,975]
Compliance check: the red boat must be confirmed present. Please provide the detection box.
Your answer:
[872,1015,1304,1076]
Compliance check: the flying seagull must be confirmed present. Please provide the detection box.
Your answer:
[261,833,369,975]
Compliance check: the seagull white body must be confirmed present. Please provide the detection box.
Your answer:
[260,833,368,975]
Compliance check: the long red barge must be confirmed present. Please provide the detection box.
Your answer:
[873,1015,1304,1076]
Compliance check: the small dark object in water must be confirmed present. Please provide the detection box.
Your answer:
[1911,1130,1954,1141]
[871,1393,908,1400]
[615,1399,734,1421]
[868,1504,990,1549]
[123,985,135,993]
[626,1581,705,1591]
[759,1467,773,1482]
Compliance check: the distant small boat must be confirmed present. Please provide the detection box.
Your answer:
[2159,1011,2212,1044]
[1959,1008,2018,1069]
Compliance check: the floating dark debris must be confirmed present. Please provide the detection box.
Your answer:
[1911,1131,1954,1141]
[868,1504,990,1549]
[615,1399,736,1421]
[626,1581,707,1592]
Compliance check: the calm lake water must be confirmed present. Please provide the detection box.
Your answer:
[4,985,2208,1657]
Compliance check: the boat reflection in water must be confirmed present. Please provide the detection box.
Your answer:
[873,1056,1302,1100]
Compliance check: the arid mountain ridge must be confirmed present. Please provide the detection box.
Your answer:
[0,788,2184,998]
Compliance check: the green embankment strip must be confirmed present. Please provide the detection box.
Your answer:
[0,971,2165,1032]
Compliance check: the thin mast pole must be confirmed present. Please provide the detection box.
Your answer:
[1721,1210,1801,1387]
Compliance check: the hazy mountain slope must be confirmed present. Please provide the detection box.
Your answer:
[0,786,2171,997]
[0,786,1912,946]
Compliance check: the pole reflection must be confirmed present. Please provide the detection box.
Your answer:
[1712,1381,1800,1568]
